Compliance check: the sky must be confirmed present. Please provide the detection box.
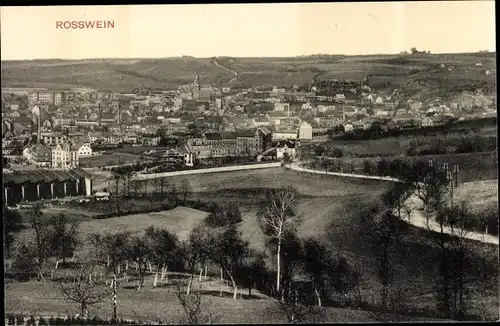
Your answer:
[0,1,496,60]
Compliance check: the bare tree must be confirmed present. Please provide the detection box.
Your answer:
[145,226,179,284]
[173,281,218,325]
[124,235,152,290]
[179,179,192,205]
[56,255,111,318]
[271,298,326,324]
[302,238,333,307]
[180,226,210,295]
[258,186,301,295]
[26,204,53,281]
[208,226,248,299]
[49,213,80,269]
[87,233,105,264]
[441,203,474,319]
[364,209,403,308]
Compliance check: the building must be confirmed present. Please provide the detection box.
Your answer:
[274,102,291,113]
[298,121,313,140]
[421,116,453,128]
[343,122,354,132]
[276,140,296,159]
[141,135,161,146]
[23,143,52,167]
[272,129,298,141]
[75,143,93,158]
[236,129,264,156]
[41,132,68,146]
[52,143,79,169]
[2,169,93,207]
[28,91,64,106]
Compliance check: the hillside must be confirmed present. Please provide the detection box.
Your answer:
[1,52,495,92]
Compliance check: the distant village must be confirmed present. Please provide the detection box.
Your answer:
[2,72,496,171]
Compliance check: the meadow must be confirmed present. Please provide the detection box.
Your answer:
[79,153,154,168]
[2,52,495,91]
[7,166,499,321]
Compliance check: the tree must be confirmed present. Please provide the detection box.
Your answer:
[258,186,301,295]
[416,166,449,224]
[179,179,192,205]
[271,299,326,324]
[208,226,249,299]
[278,232,303,302]
[365,210,404,308]
[87,233,105,264]
[124,235,152,290]
[238,249,267,297]
[179,226,210,295]
[26,204,53,281]
[204,203,242,228]
[302,238,334,307]
[102,232,130,276]
[436,203,474,319]
[145,227,179,284]
[3,207,23,258]
[382,182,414,222]
[173,281,218,325]
[327,255,360,306]
[11,242,37,281]
[57,256,111,318]
[49,214,80,269]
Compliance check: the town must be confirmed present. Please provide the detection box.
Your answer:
[2,2,498,325]
[3,65,496,204]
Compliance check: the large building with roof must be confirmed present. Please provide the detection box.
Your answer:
[3,169,93,207]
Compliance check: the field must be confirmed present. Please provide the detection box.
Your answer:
[2,52,495,91]
[453,179,498,213]
[79,153,154,168]
[1,57,234,92]
[8,167,499,321]
[4,280,438,324]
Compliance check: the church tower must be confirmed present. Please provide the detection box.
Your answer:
[193,72,201,100]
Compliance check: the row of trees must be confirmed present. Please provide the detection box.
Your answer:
[6,186,361,322]
[364,161,498,320]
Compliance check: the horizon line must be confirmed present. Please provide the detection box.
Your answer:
[1,51,496,62]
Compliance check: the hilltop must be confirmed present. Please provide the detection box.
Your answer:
[1,52,495,93]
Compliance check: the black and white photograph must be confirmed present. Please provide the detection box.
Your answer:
[1,1,498,324]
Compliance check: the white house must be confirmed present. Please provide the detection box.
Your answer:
[375,96,384,105]
[52,143,79,169]
[343,122,354,132]
[272,129,298,141]
[274,102,291,112]
[76,143,93,158]
[276,141,296,159]
[298,121,313,140]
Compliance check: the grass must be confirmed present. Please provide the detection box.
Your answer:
[453,180,498,213]
[79,153,154,167]
[8,167,498,321]
[5,279,437,323]
[78,206,210,241]
[1,57,233,92]
[2,53,495,91]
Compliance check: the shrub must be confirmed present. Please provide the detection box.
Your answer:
[16,315,24,325]
[26,316,36,326]
[6,314,16,325]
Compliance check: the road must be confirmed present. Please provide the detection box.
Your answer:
[286,162,499,245]
[213,59,238,83]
